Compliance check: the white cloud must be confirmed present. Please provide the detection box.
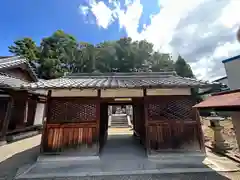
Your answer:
[116,0,143,40]
[79,6,90,16]
[80,0,240,80]
[79,0,115,29]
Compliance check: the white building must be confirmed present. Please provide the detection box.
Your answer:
[221,55,240,90]
[213,76,229,87]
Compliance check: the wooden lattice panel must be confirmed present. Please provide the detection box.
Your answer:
[147,96,194,121]
[48,98,97,123]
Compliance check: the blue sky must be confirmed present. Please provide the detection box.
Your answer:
[0,0,239,80]
[0,0,158,55]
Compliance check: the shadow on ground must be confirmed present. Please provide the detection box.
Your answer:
[0,145,40,180]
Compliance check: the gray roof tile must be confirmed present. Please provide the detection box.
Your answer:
[23,72,219,89]
[0,73,28,88]
[0,56,38,81]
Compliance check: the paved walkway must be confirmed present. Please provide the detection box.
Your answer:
[1,132,240,180]
[0,135,41,180]
[15,134,236,179]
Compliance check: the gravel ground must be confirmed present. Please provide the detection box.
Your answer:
[201,119,239,153]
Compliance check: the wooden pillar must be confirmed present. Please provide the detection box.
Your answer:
[143,89,150,153]
[0,97,13,145]
[132,104,136,136]
[96,89,101,154]
[195,108,206,153]
[191,88,206,152]
[40,90,52,153]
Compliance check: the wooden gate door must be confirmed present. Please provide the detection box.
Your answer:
[145,96,201,153]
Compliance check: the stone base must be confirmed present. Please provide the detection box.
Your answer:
[6,130,40,143]
[37,155,100,163]
[211,142,231,153]
[148,152,206,165]
[0,140,7,146]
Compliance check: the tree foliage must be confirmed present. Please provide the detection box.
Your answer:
[9,38,39,61]
[9,30,195,79]
[175,55,195,78]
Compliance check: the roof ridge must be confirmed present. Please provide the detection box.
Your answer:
[66,71,178,78]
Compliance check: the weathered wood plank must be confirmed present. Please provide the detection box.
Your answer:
[43,123,98,153]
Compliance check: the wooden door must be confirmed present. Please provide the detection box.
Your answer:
[145,96,201,152]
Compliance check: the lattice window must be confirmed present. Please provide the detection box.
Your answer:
[147,96,194,121]
[48,98,97,123]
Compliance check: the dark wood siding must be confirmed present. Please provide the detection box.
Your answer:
[43,123,98,153]
[145,96,201,152]
[43,97,99,154]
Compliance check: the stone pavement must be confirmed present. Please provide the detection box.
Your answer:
[15,134,240,180]
[1,133,240,180]
[0,135,41,180]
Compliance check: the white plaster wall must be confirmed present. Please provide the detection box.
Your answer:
[51,89,98,97]
[33,103,45,125]
[101,89,143,97]
[146,88,191,96]
[224,58,240,90]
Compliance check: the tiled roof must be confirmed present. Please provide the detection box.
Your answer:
[0,56,38,81]
[23,72,220,89]
[194,90,240,108]
[0,73,27,88]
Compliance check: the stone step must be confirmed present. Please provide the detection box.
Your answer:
[111,118,127,121]
[111,121,128,124]
[110,125,130,128]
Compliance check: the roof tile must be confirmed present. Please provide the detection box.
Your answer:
[23,72,218,89]
[0,56,38,81]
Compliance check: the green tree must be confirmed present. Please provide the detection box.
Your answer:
[150,53,174,72]
[9,30,196,79]
[37,30,78,79]
[8,38,39,61]
[175,55,195,78]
